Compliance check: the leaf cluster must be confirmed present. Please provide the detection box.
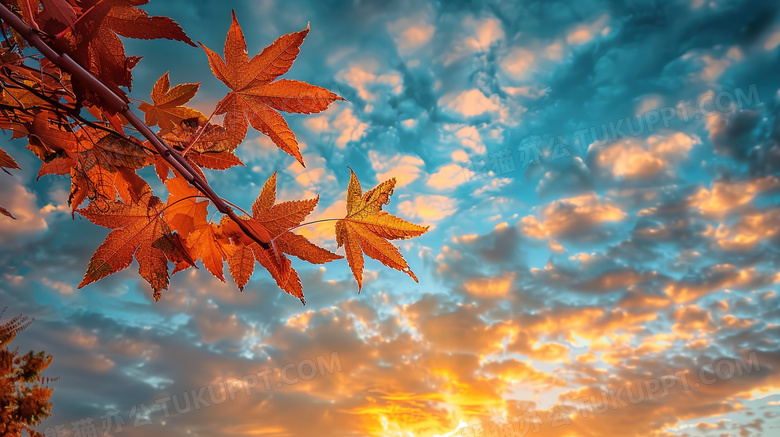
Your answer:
[0,1,428,302]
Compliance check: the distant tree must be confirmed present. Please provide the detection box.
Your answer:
[0,308,55,437]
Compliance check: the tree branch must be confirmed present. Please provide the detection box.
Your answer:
[0,5,271,249]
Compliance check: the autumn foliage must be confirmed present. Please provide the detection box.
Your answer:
[0,309,55,437]
[0,1,428,303]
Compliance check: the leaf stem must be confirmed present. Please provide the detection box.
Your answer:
[269,218,340,244]
[158,195,209,215]
[181,108,217,157]
[286,218,340,232]
[221,198,252,218]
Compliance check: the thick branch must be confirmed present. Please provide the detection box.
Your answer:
[0,5,271,248]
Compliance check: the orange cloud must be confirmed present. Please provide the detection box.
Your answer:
[369,151,426,187]
[689,176,778,215]
[713,208,780,251]
[463,273,515,298]
[521,193,626,239]
[593,133,698,180]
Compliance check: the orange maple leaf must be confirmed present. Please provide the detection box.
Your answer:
[163,176,208,237]
[221,172,341,301]
[28,114,153,212]
[252,172,342,265]
[335,170,429,291]
[224,243,254,292]
[60,0,196,103]
[200,11,344,166]
[155,118,245,181]
[186,223,226,281]
[138,72,204,131]
[77,182,193,301]
[0,146,21,174]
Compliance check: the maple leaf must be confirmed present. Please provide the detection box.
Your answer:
[0,77,49,109]
[220,172,341,302]
[186,223,226,281]
[24,122,77,180]
[28,114,154,211]
[335,169,428,291]
[77,182,193,300]
[252,172,342,265]
[138,72,204,131]
[0,145,21,174]
[163,176,207,237]
[73,144,149,211]
[59,0,196,104]
[39,0,77,30]
[0,206,14,219]
[225,243,254,291]
[162,176,215,277]
[157,118,244,177]
[200,11,344,165]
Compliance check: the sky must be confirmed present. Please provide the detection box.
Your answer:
[1,0,780,436]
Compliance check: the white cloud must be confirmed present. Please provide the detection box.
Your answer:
[397,195,457,223]
[427,164,467,191]
[565,14,610,46]
[338,63,403,102]
[304,107,368,149]
[500,47,535,80]
[369,151,426,187]
[0,180,48,239]
[453,125,485,153]
[441,15,505,65]
[439,89,500,118]
[387,16,435,55]
[463,16,505,51]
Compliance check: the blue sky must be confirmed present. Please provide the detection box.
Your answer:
[1,0,780,436]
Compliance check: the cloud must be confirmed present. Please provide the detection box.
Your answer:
[765,28,780,50]
[520,193,626,240]
[589,132,699,181]
[664,264,780,303]
[705,108,761,161]
[387,16,435,55]
[304,106,368,149]
[441,15,505,65]
[397,194,457,223]
[337,63,403,103]
[295,199,345,247]
[565,14,610,46]
[449,125,485,154]
[463,16,505,51]
[710,207,780,251]
[689,176,779,216]
[462,273,515,298]
[369,151,425,187]
[664,45,744,84]
[439,89,501,118]
[427,163,467,191]
[500,47,535,80]
[0,180,48,239]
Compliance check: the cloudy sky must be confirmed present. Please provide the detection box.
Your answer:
[2,0,780,436]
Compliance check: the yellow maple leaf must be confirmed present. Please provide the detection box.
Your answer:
[335,169,429,291]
